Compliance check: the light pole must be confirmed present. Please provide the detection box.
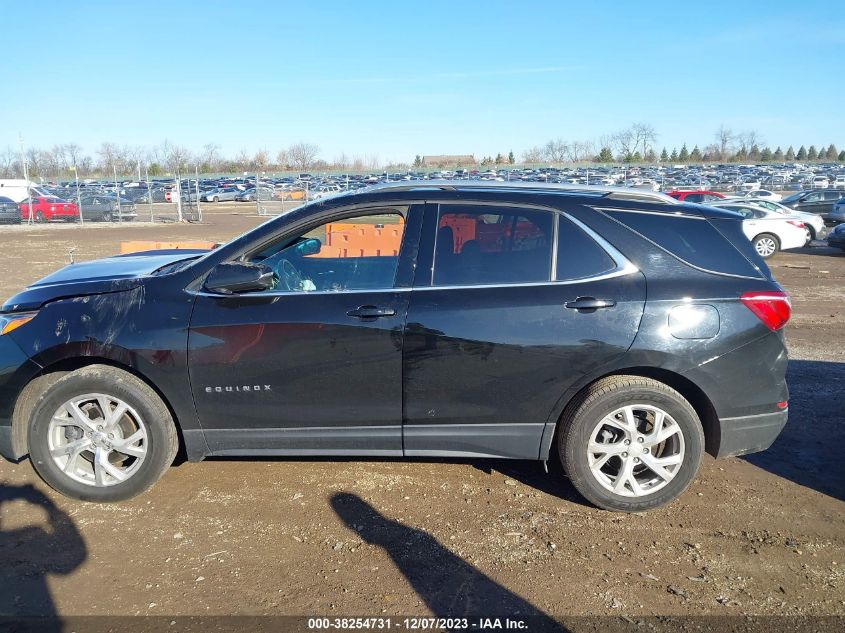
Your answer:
[145,165,154,223]
[113,165,122,222]
[18,134,34,224]
[72,164,83,226]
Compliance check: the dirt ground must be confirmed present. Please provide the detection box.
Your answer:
[0,205,842,621]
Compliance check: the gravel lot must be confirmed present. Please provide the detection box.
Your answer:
[0,206,842,620]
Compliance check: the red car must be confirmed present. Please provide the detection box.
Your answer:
[19,196,80,222]
[666,190,726,204]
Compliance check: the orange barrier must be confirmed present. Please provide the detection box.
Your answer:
[120,241,217,254]
[312,222,404,258]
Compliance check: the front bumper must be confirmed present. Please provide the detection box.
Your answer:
[715,409,788,458]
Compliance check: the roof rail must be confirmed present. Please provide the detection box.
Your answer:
[345,179,678,204]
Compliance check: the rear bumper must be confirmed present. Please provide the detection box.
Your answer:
[715,409,788,458]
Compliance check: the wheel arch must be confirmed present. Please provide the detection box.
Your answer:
[9,356,203,462]
[543,366,720,461]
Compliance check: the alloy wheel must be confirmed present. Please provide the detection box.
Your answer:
[47,393,148,487]
[586,404,685,497]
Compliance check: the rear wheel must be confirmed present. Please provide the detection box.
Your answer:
[212,196,219,203]
[27,365,178,502]
[753,233,779,258]
[102,211,113,222]
[558,376,704,512]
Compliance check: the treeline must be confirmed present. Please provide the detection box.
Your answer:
[2,124,843,180]
[0,141,404,180]
[523,125,844,165]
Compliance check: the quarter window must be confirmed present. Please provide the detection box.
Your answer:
[556,216,616,280]
[433,205,553,286]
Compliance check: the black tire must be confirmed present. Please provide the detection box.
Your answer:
[35,211,46,223]
[27,365,178,502]
[212,196,219,203]
[102,211,113,222]
[753,233,779,258]
[558,376,704,512]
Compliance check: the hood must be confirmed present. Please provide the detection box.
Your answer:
[2,249,207,312]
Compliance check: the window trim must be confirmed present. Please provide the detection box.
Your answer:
[424,201,637,290]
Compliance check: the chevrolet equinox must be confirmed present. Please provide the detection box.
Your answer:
[0,182,790,512]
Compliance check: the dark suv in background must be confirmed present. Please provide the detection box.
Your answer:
[0,182,790,512]
[781,189,843,223]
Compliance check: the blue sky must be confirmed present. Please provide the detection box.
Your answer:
[2,0,843,162]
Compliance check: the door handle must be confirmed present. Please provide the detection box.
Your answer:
[347,305,396,319]
[564,297,616,312]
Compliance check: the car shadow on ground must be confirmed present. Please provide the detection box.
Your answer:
[743,359,845,502]
[330,492,566,630]
[0,483,86,625]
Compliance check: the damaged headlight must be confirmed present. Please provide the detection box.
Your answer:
[0,312,37,335]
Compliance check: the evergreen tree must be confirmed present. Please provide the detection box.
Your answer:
[785,146,795,161]
[413,155,422,168]
[631,151,643,163]
[796,145,807,160]
[495,153,503,165]
[773,147,784,161]
[645,149,657,163]
[807,145,818,160]
[508,151,515,164]
[760,147,773,162]
[596,147,614,163]
[839,150,845,162]
[689,145,702,162]
[659,147,669,162]
[678,144,690,162]
[670,148,678,161]
[825,144,838,160]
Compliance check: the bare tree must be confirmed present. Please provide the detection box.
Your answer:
[275,148,289,169]
[200,143,221,172]
[568,140,593,162]
[0,146,19,177]
[737,130,764,152]
[521,146,544,163]
[156,140,192,175]
[253,148,270,171]
[288,142,320,171]
[543,139,568,163]
[632,123,657,158]
[715,125,734,159]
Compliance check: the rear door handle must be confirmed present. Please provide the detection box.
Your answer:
[564,297,616,312]
[347,305,396,319]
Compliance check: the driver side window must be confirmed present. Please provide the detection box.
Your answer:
[248,210,406,293]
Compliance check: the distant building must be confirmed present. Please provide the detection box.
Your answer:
[422,155,476,168]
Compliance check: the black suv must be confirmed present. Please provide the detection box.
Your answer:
[0,183,790,512]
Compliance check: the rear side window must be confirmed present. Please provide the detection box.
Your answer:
[556,216,616,280]
[434,205,553,286]
[605,210,764,278]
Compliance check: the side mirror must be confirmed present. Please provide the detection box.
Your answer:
[205,262,274,295]
[295,238,322,257]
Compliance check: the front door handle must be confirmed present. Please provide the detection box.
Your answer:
[564,297,616,312]
[347,305,396,319]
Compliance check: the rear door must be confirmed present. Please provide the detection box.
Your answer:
[401,202,646,459]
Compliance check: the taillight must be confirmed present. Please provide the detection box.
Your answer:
[740,291,791,330]
[786,220,805,229]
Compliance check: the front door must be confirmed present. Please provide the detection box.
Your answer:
[402,202,646,459]
[188,205,422,455]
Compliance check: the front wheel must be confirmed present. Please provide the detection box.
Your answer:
[102,211,113,222]
[35,211,46,223]
[27,365,179,502]
[753,233,779,258]
[558,376,704,512]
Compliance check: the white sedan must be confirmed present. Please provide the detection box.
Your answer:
[716,198,826,244]
[712,202,807,258]
[741,189,783,202]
